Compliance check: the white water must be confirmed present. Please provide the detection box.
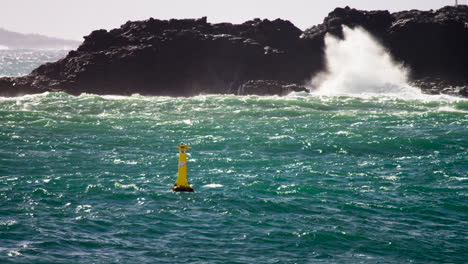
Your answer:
[311,26,423,98]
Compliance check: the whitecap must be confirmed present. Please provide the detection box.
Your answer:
[7,250,21,257]
[113,159,138,165]
[203,183,223,188]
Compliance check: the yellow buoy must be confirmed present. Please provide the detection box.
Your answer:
[172,143,194,192]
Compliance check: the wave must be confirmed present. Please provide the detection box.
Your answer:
[310,26,424,99]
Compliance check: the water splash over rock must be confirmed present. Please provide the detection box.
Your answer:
[0,6,466,97]
[311,26,421,97]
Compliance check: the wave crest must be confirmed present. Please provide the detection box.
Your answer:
[311,26,422,98]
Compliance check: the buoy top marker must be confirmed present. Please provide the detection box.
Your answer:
[172,142,194,192]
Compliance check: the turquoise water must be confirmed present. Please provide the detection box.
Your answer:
[1,91,467,263]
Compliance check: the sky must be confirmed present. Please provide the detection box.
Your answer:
[1,0,464,40]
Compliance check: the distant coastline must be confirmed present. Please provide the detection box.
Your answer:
[0,28,81,50]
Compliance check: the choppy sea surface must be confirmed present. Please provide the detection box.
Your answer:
[0,49,68,77]
[1,50,467,264]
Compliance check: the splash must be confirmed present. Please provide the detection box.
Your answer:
[311,26,422,97]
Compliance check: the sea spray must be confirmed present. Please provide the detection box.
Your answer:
[311,26,421,97]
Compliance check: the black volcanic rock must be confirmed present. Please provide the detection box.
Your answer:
[237,80,308,96]
[0,6,467,97]
[387,6,468,83]
[302,5,468,96]
[1,17,315,97]
[303,6,394,40]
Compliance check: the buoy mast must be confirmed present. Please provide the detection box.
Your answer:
[172,143,194,192]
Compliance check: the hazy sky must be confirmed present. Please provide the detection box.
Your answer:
[1,0,464,40]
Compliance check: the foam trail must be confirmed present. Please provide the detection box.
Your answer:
[311,26,422,98]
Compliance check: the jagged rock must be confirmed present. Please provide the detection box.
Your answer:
[0,6,466,97]
[236,80,308,96]
[303,6,393,40]
[302,5,468,96]
[387,6,468,83]
[410,77,468,97]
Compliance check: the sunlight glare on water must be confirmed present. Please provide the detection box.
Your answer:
[0,91,467,263]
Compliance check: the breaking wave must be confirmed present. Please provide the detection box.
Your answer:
[311,26,422,98]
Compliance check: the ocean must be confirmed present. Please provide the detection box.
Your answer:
[0,49,69,78]
[0,46,467,263]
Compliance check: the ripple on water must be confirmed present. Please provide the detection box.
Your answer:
[0,92,467,263]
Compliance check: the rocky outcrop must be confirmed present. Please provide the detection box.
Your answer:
[0,6,467,97]
[0,17,317,97]
[411,77,468,96]
[303,5,468,96]
[387,6,468,83]
[303,8,394,40]
[237,80,308,96]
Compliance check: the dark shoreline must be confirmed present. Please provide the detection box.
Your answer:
[1,5,467,97]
